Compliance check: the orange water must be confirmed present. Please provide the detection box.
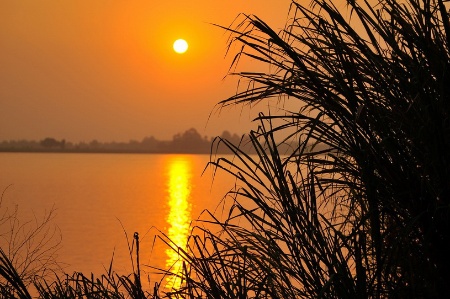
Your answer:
[0,153,235,285]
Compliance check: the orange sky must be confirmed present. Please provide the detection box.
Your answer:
[0,0,292,142]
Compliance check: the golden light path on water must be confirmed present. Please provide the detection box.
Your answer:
[165,156,192,290]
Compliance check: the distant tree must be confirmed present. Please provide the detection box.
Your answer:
[40,138,64,150]
[219,130,232,140]
[87,139,101,151]
[219,130,241,145]
[141,136,158,151]
[171,128,210,153]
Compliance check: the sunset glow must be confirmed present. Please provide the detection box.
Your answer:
[165,156,192,289]
[0,1,291,142]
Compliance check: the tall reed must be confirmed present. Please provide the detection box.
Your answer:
[168,0,450,297]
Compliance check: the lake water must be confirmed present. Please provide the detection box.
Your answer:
[0,153,236,285]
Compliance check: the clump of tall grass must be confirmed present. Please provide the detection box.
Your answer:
[1,187,62,297]
[1,228,159,299]
[164,0,450,297]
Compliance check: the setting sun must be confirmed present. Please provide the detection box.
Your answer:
[173,39,188,54]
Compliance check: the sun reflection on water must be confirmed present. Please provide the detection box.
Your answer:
[165,156,192,290]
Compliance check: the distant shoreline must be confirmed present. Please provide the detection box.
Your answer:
[0,128,246,155]
[0,148,223,155]
[1,128,322,155]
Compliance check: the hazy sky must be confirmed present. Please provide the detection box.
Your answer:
[1,0,292,142]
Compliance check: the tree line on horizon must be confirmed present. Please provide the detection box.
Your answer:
[0,128,244,154]
[0,128,306,154]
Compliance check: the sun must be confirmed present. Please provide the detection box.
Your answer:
[173,39,188,54]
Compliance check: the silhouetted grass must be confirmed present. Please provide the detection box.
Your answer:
[165,0,450,297]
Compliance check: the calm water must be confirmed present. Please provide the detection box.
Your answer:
[0,153,236,282]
